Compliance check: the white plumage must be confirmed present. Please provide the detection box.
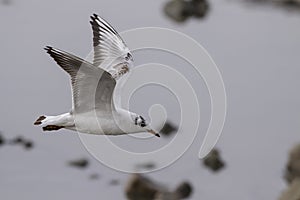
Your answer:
[34,14,160,137]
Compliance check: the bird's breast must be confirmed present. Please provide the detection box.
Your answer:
[72,111,125,135]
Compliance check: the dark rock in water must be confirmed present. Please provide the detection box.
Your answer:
[164,0,209,23]
[9,136,34,150]
[109,179,120,186]
[89,173,100,180]
[242,0,300,12]
[125,174,193,200]
[191,0,210,18]
[279,178,300,200]
[10,136,25,145]
[164,0,189,22]
[174,182,193,199]
[126,174,159,200]
[284,144,300,183]
[203,149,225,172]
[23,140,34,150]
[68,158,89,169]
[2,0,11,5]
[160,122,178,137]
[0,133,5,146]
[135,162,156,170]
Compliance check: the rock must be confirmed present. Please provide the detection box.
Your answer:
[2,0,11,5]
[203,149,225,172]
[160,122,177,137]
[10,136,25,145]
[164,0,209,23]
[279,178,300,200]
[0,133,5,146]
[279,144,300,199]
[109,179,120,186]
[9,136,34,150]
[284,144,300,183]
[243,0,300,11]
[173,182,193,199]
[273,0,300,6]
[23,140,34,150]
[164,0,190,22]
[89,173,100,180]
[191,0,210,18]
[125,174,193,200]
[135,162,156,170]
[126,174,158,200]
[68,158,89,169]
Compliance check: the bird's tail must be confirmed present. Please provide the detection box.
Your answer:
[33,113,73,131]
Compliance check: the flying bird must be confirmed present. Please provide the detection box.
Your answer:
[34,14,160,137]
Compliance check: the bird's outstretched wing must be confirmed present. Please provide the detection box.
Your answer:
[90,14,133,80]
[45,46,116,114]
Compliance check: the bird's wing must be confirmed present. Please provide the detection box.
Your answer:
[45,46,116,114]
[90,14,133,80]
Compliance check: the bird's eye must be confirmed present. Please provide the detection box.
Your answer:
[134,116,147,127]
[125,53,131,61]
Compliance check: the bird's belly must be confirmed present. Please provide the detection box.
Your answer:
[72,112,125,135]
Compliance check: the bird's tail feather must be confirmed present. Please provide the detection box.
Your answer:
[33,113,73,131]
[42,125,64,131]
[34,115,46,125]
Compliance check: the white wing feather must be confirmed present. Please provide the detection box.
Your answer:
[45,46,116,114]
[90,14,133,80]
[44,15,132,114]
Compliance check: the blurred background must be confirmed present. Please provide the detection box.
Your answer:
[0,0,300,199]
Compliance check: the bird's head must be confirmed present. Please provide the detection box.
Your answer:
[124,52,133,62]
[133,115,160,137]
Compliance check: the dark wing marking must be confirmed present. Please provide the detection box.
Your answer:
[45,46,116,113]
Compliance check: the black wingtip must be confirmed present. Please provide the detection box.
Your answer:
[90,13,98,21]
[44,46,53,52]
[90,14,98,24]
[155,134,160,138]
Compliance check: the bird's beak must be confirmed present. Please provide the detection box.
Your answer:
[147,129,160,137]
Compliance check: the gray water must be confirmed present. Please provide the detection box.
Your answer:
[0,0,300,199]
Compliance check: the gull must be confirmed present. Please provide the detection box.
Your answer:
[34,14,160,137]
